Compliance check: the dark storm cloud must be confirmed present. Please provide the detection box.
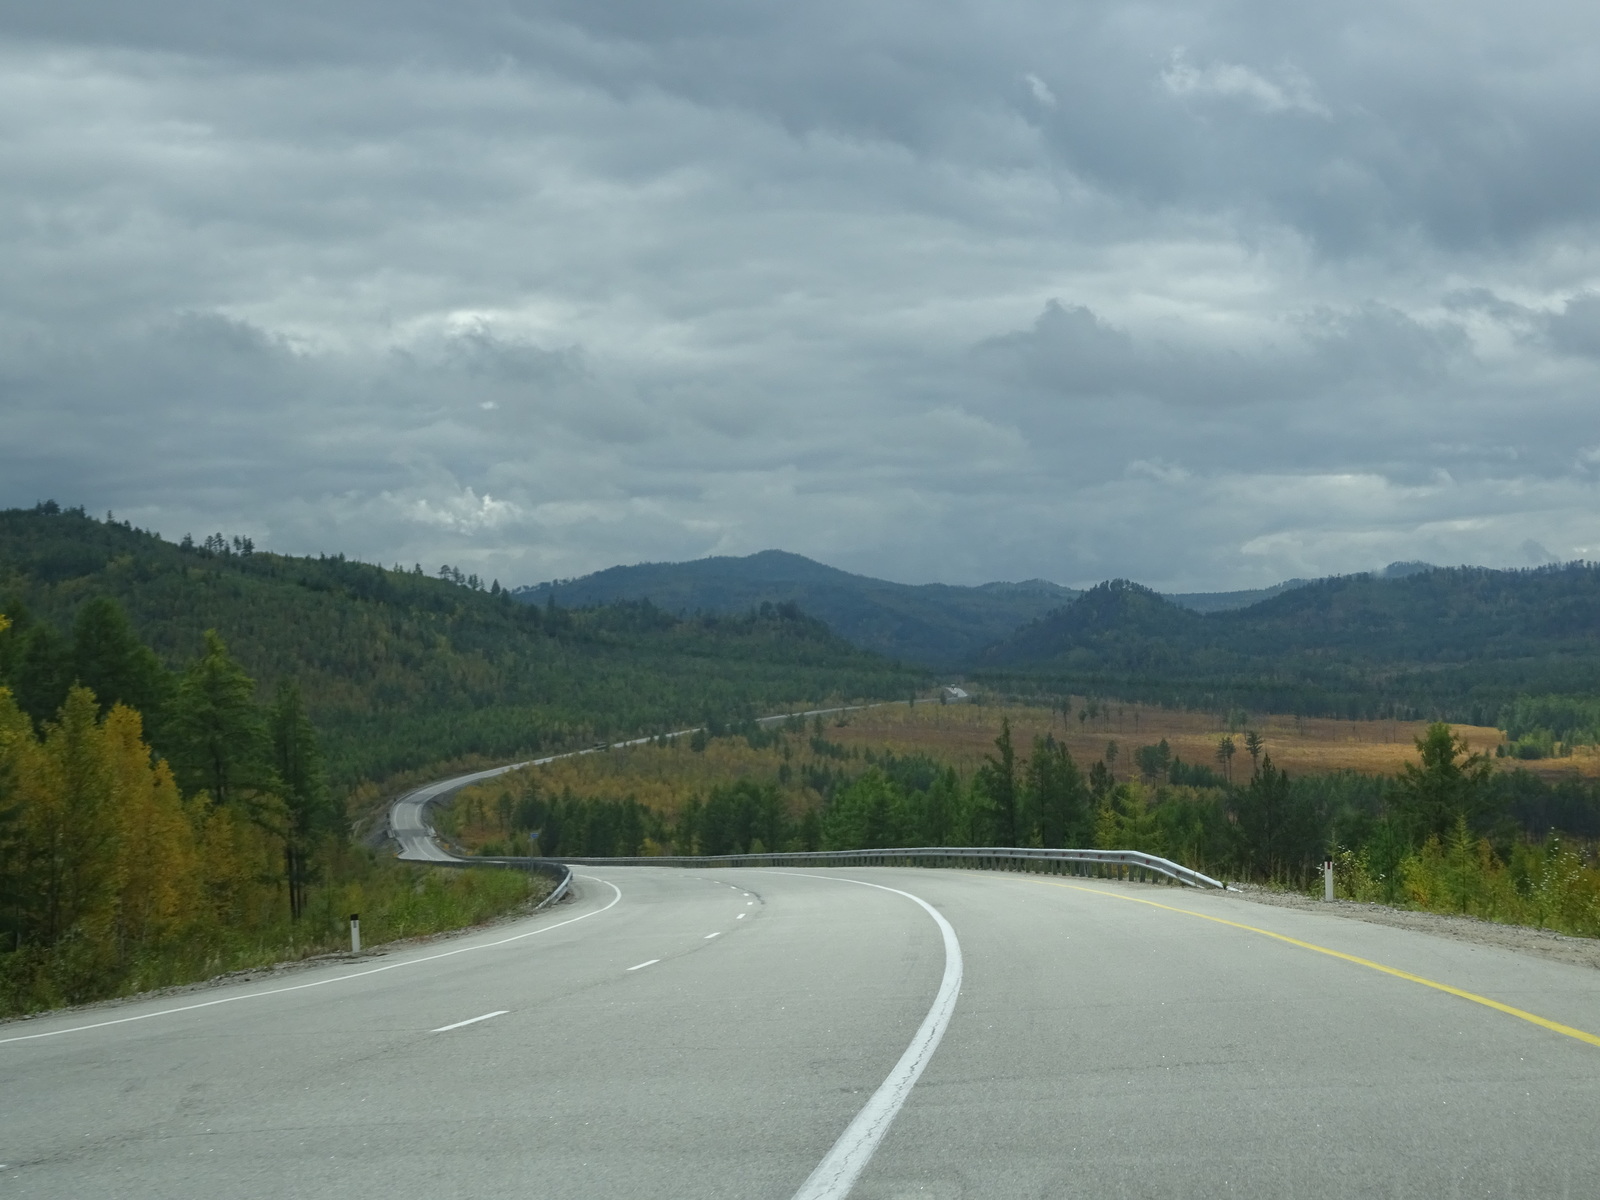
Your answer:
[4,0,1600,590]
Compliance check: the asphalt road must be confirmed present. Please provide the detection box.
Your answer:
[388,704,890,863]
[4,865,1598,1199]
[389,762,536,862]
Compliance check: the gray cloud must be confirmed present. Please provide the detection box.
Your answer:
[1548,293,1600,358]
[4,1,1600,593]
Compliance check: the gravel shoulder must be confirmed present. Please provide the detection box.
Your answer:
[1232,885,1600,970]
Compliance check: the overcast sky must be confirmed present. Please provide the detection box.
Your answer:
[5,1,1600,591]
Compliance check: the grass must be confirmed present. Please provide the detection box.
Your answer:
[445,696,1519,854]
[0,857,546,1019]
[826,697,1513,779]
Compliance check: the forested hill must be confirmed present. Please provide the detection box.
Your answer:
[977,568,1600,720]
[514,550,1081,666]
[510,550,1361,665]
[0,506,920,785]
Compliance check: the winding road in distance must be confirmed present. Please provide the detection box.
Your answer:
[387,703,886,861]
[5,759,1599,1197]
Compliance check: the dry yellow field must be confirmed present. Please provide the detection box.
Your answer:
[823,697,1594,780]
[448,697,1595,842]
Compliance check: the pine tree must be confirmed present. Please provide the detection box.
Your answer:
[169,631,268,809]
[13,620,73,730]
[1234,754,1291,878]
[71,597,172,725]
[1216,735,1236,783]
[1025,735,1089,848]
[1243,730,1264,778]
[976,719,1019,845]
[1391,723,1495,842]
[269,680,334,920]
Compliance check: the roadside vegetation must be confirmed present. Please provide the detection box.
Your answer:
[452,699,1600,939]
[0,607,541,1018]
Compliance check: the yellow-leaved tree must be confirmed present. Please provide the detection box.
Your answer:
[104,703,201,959]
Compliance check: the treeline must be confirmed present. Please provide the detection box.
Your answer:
[0,504,922,786]
[1497,694,1600,758]
[466,720,1600,937]
[0,608,535,1015]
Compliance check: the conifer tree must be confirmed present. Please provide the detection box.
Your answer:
[1391,723,1495,842]
[1025,735,1089,848]
[976,718,1019,845]
[269,680,334,920]
[169,631,268,809]
[104,703,200,953]
[71,597,171,726]
[13,620,73,730]
[33,687,118,948]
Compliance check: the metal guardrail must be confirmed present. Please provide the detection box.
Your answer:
[432,855,575,911]
[466,847,1225,889]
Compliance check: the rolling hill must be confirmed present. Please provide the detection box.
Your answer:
[512,550,1357,666]
[0,506,920,785]
[976,567,1600,721]
[514,550,1080,666]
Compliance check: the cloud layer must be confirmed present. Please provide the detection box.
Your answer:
[4,0,1600,590]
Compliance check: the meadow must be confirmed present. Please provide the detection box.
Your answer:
[444,694,1533,855]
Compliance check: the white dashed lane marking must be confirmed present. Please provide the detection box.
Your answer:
[432,1010,508,1033]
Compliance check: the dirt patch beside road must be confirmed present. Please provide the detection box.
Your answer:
[1234,885,1600,970]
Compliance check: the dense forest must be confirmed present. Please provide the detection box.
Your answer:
[0,504,923,786]
[0,607,539,1015]
[977,572,1600,728]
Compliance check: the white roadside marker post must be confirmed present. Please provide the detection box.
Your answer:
[350,912,362,953]
[1323,860,1334,902]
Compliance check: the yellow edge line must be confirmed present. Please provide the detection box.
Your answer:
[1031,879,1600,1050]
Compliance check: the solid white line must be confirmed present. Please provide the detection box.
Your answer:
[769,871,964,1200]
[0,877,624,1047]
[432,1009,507,1033]
[627,959,660,971]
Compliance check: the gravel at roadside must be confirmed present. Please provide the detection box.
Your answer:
[1230,884,1600,970]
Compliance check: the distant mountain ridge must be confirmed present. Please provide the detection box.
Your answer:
[515,550,1081,666]
[976,565,1600,719]
[511,550,1412,666]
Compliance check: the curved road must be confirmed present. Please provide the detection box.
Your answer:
[389,705,888,862]
[4,861,1599,1198]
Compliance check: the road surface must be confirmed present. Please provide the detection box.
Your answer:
[4,864,1598,1198]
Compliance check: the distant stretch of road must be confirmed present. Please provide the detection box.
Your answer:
[388,702,889,862]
